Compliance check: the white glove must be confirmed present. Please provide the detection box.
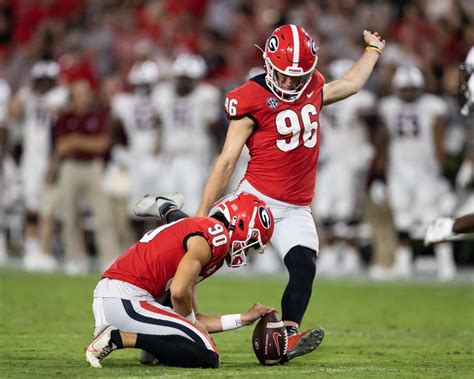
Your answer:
[424,217,455,246]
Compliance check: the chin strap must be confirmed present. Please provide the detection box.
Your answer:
[228,216,237,239]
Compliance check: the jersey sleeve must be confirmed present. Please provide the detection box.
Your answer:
[224,82,257,120]
[314,70,326,87]
[426,95,448,119]
[200,84,221,124]
[46,86,69,111]
[200,218,230,260]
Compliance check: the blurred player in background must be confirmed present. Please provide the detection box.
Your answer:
[152,54,220,214]
[85,192,275,368]
[108,60,161,238]
[196,24,386,361]
[314,59,376,277]
[0,78,11,263]
[379,66,457,281]
[49,80,119,274]
[425,47,474,245]
[8,61,68,271]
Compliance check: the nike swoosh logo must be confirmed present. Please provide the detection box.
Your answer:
[307,91,314,98]
[272,332,282,356]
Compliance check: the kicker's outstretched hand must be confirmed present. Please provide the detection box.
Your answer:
[363,30,386,50]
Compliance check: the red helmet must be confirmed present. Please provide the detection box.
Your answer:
[263,24,318,102]
[210,192,274,268]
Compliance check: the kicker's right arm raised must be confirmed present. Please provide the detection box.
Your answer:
[195,117,253,216]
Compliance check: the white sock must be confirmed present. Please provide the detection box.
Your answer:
[434,242,456,280]
[392,245,413,277]
[0,232,7,264]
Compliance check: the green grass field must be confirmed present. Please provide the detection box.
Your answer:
[0,269,473,378]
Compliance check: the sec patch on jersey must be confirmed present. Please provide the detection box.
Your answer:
[252,311,288,365]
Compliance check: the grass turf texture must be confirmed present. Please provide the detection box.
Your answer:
[0,269,472,378]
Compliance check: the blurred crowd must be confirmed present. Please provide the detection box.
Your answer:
[0,0,473,279]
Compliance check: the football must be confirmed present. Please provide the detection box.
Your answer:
[252,310,288,365]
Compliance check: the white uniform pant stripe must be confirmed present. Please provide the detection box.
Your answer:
[92,297,217,352]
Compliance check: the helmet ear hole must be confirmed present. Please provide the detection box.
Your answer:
[239,220,245,231]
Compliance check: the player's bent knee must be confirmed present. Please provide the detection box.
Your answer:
[205,350,220,369]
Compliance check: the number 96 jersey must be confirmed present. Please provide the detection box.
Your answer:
[225,72,325,206]
[102,217,230,300]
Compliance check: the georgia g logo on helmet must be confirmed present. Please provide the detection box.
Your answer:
[267,35,278,53]
[258,206,271,229]
[311,40,318,56]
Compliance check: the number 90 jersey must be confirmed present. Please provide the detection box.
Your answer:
[225,72,325,206]
[102,217,230,300]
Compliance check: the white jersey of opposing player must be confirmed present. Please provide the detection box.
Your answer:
[18,85,68,211]
[315,90,375,222]
[19,85,68,163]
[111,92,158,155]
[321,89,375,167]
[0,79,11,127]
[152,82,220,157]
[379,94,448,175]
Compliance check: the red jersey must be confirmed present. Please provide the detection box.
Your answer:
[102,217,230,299]
[225,72,325,205]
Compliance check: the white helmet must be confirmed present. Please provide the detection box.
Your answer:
[172,54,206,79]
[328,59,355,81]
[392,66,425,89]
[31,61,60,80]
[128,60,159,86]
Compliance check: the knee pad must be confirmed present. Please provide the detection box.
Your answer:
[284,245,317,284]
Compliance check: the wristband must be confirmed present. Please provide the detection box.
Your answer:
[220,314,242,331]
[366,45,382,55]
[186,310,196,323]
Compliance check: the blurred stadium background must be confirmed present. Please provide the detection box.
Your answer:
[0,0,473,377]
[0,0,472,280]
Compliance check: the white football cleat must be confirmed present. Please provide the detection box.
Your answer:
[368,264,393,281]
[85,325,118,368]
[424,217,455,246]
[132,193,184,221]
[64,260,89,276]
[24,252,58,272]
